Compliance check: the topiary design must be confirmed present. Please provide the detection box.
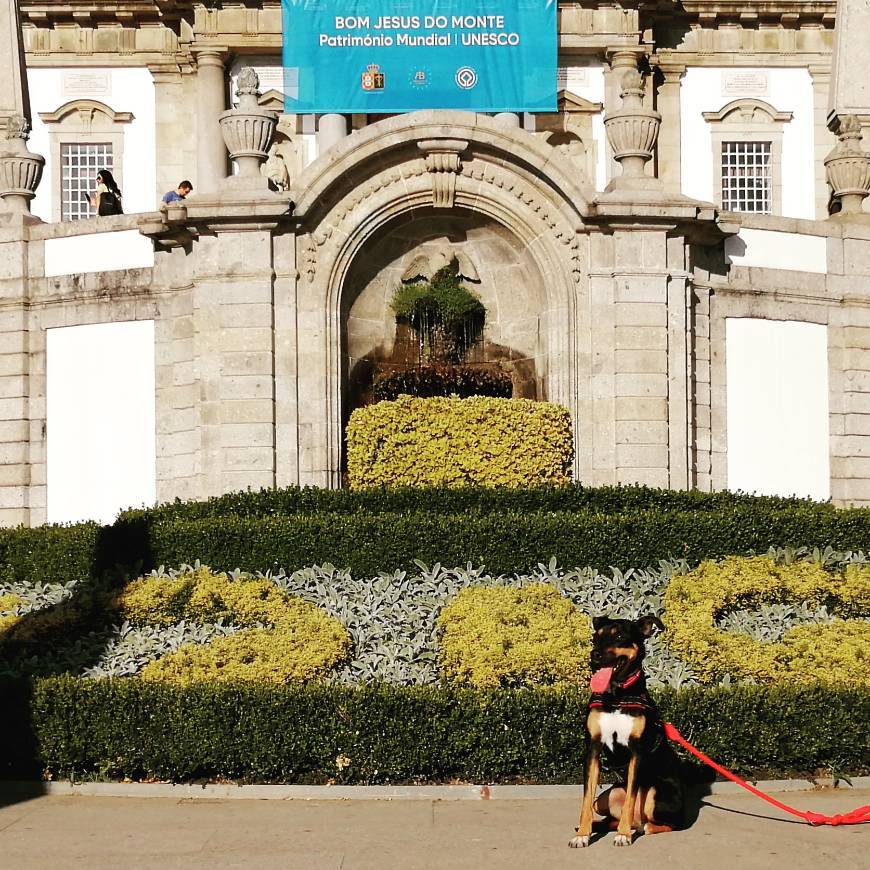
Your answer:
[346,395,574,489]
[112,567,350,685]
[437,582,592,688]
[662,556,870,685]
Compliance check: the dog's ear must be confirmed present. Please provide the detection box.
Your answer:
[635,615,664,637]
[592,616,610,631]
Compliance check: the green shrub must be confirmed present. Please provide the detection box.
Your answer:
[4,678,866,782]
[438,584,591,688]
[121,484,838,524]
[346,396,574,489]
[149,507,870,577]
[0,523,100,586]
[663,557,870,685]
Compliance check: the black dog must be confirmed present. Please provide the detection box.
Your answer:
[569,615,684,848]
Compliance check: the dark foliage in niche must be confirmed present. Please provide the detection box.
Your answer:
[390,263,486,365]
[373,365,512,401]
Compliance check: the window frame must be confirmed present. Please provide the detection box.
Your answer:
[38,99,133,222]
[703,98,793,216]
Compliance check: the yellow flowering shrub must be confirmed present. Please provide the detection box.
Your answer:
[437,583,591,688]
[0,593,23,612]
[140,624,349,686]
[0,600,81,644]
[346,395,574,489]
[113,567,350,685]
[113,567,302,628]
[663,557,870,685]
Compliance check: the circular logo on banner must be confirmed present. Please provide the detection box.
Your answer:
[455,67,478,90]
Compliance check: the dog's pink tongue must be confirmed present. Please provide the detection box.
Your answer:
[590,667,614,693]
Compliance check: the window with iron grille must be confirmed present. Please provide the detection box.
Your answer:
[60,143,113,221]
[720,141,771,213]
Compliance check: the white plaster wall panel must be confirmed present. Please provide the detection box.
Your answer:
[724,229,827,273]
[27,68,157,221]
[44,230,154,277]
[726,319,830,501]
[46,321,156,525]
[680,68,815,218]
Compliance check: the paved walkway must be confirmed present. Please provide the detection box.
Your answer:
[0,788,866,869]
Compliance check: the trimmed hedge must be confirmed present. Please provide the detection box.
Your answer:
[2,678,866,782]
[149,506,870,577]
[0,523,100,586]
[346,396,574,489]
[123,483,834,524]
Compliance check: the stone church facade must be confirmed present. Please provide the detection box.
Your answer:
[2,0,870,526]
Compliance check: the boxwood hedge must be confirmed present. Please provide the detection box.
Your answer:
[148,506,870,577]
[2,678,866,783]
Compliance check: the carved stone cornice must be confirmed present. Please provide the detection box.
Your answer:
[21,1,188,26]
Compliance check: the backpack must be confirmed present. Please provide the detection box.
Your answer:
[98,190,123,216]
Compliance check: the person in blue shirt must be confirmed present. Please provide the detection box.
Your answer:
[161,180,193,205]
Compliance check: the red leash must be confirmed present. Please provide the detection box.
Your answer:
[664,722,870,826]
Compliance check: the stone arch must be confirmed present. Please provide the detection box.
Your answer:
[289,112,592,486]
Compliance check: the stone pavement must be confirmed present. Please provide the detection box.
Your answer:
[0,788,866,869]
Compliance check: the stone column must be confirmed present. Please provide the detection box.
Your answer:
[654,61,685,195]
[317,113,349,154]
[493,112,521,128]
[809,64,836,218]
[194,49,228,194]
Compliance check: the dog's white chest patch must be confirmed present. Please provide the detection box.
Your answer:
[598,711,635,751]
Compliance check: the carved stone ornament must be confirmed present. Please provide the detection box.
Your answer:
[219,67,278,179]
[603,68,661,178]
[0,114,45,214]
[417,138,468,208]
[825,115,870,215]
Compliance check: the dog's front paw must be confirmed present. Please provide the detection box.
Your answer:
[613,833,634,847]
[568,835,590,848]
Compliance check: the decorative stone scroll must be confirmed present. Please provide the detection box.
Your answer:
[603,69,661,179]
[417,139,468,209]
[219,68,278,181]
[0,114,44,215]
[825,115,870,215]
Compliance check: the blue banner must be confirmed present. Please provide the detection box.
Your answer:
[281,0,557,113]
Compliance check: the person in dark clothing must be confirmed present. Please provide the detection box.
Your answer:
[90,169,123,216]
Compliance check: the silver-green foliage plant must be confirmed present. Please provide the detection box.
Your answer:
[1,547,864,687]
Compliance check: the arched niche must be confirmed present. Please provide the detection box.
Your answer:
[342,207,551,413]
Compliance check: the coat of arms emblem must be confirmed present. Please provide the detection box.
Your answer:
[361,64,385,91]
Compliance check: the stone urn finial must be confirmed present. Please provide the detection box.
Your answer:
[219,67,278,183]
[825,115,870,215]
[604,67,662,179]
[0,113,45,215]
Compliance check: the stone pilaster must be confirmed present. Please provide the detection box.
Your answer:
[194,48,229,194]
[149,64,189,203]
[809,64,836,218]
[0,233,31,525]
[191,229,278,497]
[653,60,685,195]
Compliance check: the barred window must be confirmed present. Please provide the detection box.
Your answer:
[60,143,113,221]
[721,141,771,214]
